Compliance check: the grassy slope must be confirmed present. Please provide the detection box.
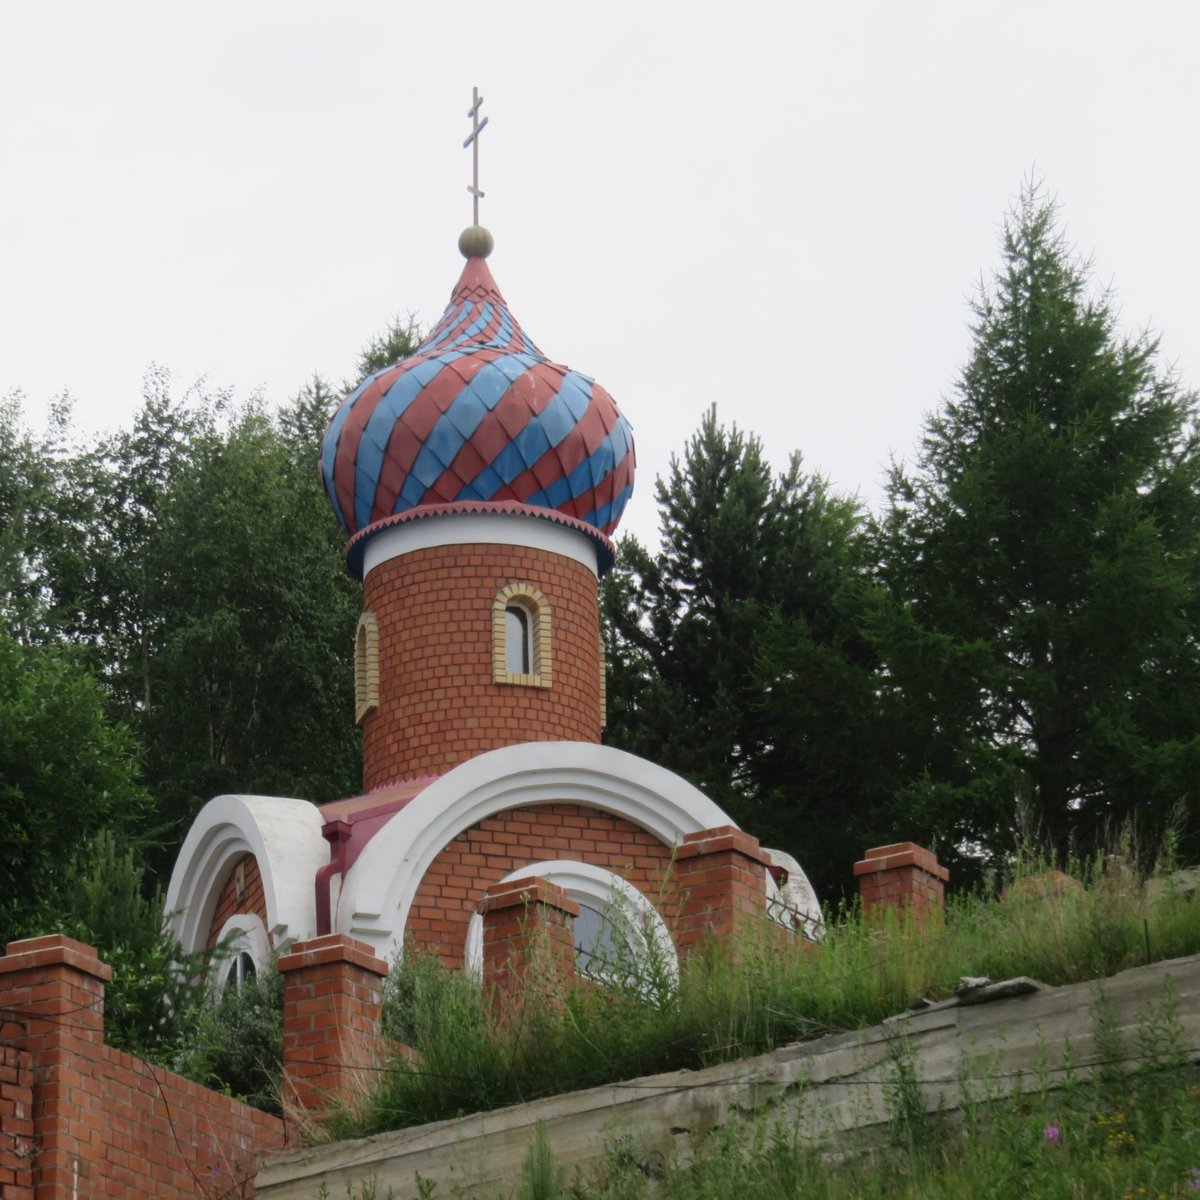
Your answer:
[326,854,1200,1143]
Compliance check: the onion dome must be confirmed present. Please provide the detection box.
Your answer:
[321,228,636,578]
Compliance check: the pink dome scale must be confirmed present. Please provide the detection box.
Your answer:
[321,235,636,578]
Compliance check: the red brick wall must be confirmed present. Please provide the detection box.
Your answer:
[361,543,603,789]
[279,935,389,1115]
[854,842,949,927]
[406,804,677,968]
[206,852,268,949]
[0,935,285,1198]
[0,1045,34,1198]
[674,827,772,956]
[479,878,579,1001]
[74,1046,284,1197]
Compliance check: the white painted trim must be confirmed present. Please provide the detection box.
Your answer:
[762,847,825,939]
[164,793,327,955]
[336,741,735,959]
[464,860,677,984]
[214,911,271,972]
[362,512,599,579]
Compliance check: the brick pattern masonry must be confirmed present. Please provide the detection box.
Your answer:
[0,1045,33,1198]
[853,841,950,926]
[478,878,580,999]
[406,803,678,969]
[360,542,603,789]
[278,935,389,1114]
[0,935,284,1199]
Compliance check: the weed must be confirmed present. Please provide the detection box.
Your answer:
[517,1122,564,1200]
[883,1030,932,1155]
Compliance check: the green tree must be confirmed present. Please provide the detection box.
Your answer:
[0,633,151,945]
[138,385,362,840]
[603,408,883,896]
[51,830,208,1061]
[20,374,363,856]
[32,369,217,709]
[0,392,91,643]
[872,188,1200,871]
[354,315,423,382]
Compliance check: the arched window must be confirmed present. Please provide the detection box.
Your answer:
[505,604,531,675]
[225,951,258,988]
[354,611,380,723]
[214,912,269,990]
[492,584,551,687]
[464,861,677,998]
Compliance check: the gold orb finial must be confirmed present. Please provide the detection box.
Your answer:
[459,225,494,259]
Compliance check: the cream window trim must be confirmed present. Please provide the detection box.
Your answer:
[493,584,552,688]
[354,611,380,723]
[599,632,608,730]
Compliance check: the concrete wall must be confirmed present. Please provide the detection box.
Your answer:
[255,952,1200,1200]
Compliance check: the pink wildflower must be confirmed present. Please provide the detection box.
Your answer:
[1043,1124,1061,1147]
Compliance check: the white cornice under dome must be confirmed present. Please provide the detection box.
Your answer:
[360,510,600,579]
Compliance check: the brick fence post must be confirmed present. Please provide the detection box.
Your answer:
[674,826,771,958]
[0,934,112,1198]
[853,842,949,927]
[478,877,579,1004]
[278,934,389,1115]
[0,1045,34,1199]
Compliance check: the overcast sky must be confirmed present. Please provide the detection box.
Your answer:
[2,2,1197,549]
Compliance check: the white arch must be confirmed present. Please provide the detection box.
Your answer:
[213,911,271,975]
[463,859,678,983]
[164,793,328,955]
[336,741,735,958]
[762,848,824,940]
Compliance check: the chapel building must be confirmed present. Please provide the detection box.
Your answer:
[165,221,820,985]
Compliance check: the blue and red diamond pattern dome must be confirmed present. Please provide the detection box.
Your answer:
[321,242,635,577]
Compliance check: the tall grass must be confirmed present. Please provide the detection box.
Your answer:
[329,1050,1200,1200]
[322,850,1200,1142]
[575,1061,1200,1200]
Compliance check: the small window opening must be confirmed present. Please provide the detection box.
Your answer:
[225,951,257,989]
[492,584,551,687]
[505,604,531,675]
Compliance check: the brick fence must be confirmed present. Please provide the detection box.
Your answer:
[0,935,286,1199]
[0,841,945,1196]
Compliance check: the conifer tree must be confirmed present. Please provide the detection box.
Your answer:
[873,188,1200,869]
[603,408,881,894]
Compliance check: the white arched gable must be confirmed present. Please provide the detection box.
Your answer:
[164,793,328,955]
[762,847,825,940]
[214,911,270,971]
[336,741,735,958]
[464,859,678,984]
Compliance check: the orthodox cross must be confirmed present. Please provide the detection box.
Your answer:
[463,87,489,225]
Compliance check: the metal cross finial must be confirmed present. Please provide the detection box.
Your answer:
[463,87,489,225]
